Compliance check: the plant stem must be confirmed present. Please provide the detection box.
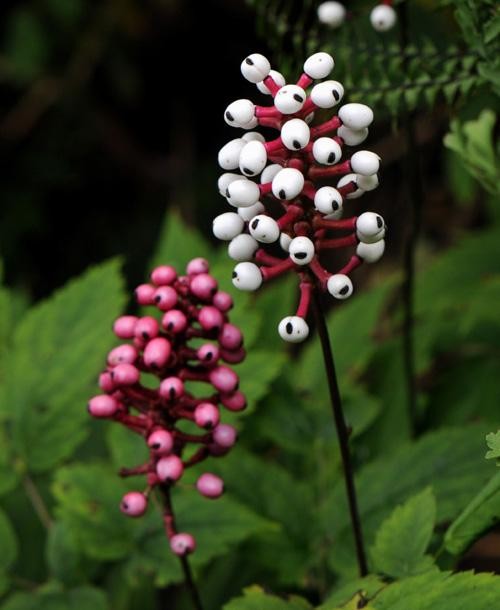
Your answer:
[311,290,368,577]
[22,475,52,530]
[160,486,204,610]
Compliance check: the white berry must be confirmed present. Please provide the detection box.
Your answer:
[218,173,243,197]
[224,99,255,127]
[356,173,379,191]
[370,5,397,32]
[237,201,265,221]
[213,212,244,240]
[313,137,342,165]
[356,240,385,263]
[280,233,292,252]
[303,52,334,79]
[240,54,271,83]
[228,234,259,261]
[218,139,245,170]
[280,118,310,151]
[317,1,346,28]
[272,168,305,200]
[232,262,263,291]
[314,186,343,215]
[311,80,344,108]
[275,85,306,114]
[257,69,286,94]
[337,125,369,146]
[278,316,310,343]
[338,103,374,130]
[242,131,265,143]
[327,274,353,299]
[239,141,267,177]
[350,151,380,176]
[356,212,386,243]
[338,173,365,199]
[248,215,280,243]
[226,179,260,207]
[261,164,282,184]
[289,236,315,265]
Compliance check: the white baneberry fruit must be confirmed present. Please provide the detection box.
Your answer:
[327,274,353,299]
[260,163,282,184]
[224,99,255,126]
[239,141,267,176]
[356,239,385,263]
[303,52,334,79]
[218,139,245,170]
[272,168,305,200]
[338,173,365,199]
[338,103,374,129]
[356,212,386,243]
[313,137,342,165]
[370,4,397,31]
[314,186,343,215]
[280,232,292,252]
[248,215,280,243]
[225,179,260,207]
[239,116,259,130]
[289,236,315,265]
[213,212,244,240]
[242,131,265,143]
[274,85,306,114]
[337,125,369,146]
[278,316,310,343]
[311,80,344,108]
[350,150,380,176]
[356,173,379,191]
[280,118,310,150]
[237,201,265,221]
[232,262,263,291]
[218,173,243,196]
[317,1,346,28]
[228,234,259,261]
[257,69,286,94]
[241,53,271,83]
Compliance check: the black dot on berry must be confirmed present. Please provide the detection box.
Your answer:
[333,90,340,101]
[225,188,231,198]
[169,387,176,399]
[251,218,260,229]
[332,201,339,210]
[279,189,286,199]
[286,322,293,334]
[245,57,254,65]
[151,443,161,449]
[242,167,252,175]
[293,140,301,149]
[339,285,349,295]
[232,271,237,278]
[376,216,383,228]
[327,152,335,164]
[154,295,161,303]
[142,332,149,339]
[204,352,213,360]
[167,322,174,330]
[226,111,234,122]
[122,502,128,510]
[295,252,307,259]
[293,94,304,103]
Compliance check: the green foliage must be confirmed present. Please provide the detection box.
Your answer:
[0,586,109,610]
[0,509,18,573]
[223,586,312,610]
[485,431,500,462]
[3,9,49,83]
[370,488,436,578]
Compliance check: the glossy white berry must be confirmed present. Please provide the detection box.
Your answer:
[257,69,286,94]
[314,186,343,215]
[370,5,397,32]
[218,173,243,197]
[248,215,280,243]
[356,212,386,243]
[240,116,259,130]
[237,201,265,221]
[228,234,259,261]
[280,233,292,252]
[313,137,342,165]
[337,125,369,146]
[261,164,282,184]
[280,119,310,150]
[275,85,306,114]
[272,168,305,200]
[338,173,365,199]
[224,99,255,126]
[241,54,271,83]
[356,239,385,263]
[311,80,344,108]
[218,139,245,170]
[338,103,374,129]
[242,131,265,143]
[213,212,244,240]
[232,262,262,291]
[239,141,267,177]
[289,236,315,265]
[317,1,346,28]
[356,173,379,191]
[226,179,260,207]
[303,52,334,79]
[327,274,353,299]
[278,316,310,343]
[350,151,380,176]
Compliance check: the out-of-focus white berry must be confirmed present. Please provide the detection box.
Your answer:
[278,316,310,343]
[356,212,386,243]
[239,141,267,177]
[313,137,342,165]
[327,274,353,299]
[272,168,305,200]
[213,212,244,240]
[356,173,379,191]
[289,236,315,265]
[317,1,346,28]
[314,186,343,215]
[239,116,259,130]
[224,99,255,126]
[280,119,310,151]
[228,234,259,261]
[218,139,245,170]
[370,5,397,32]
[337,125,369,146]
[338,103,374,129]
[232,262,263,291]
[275,85,306,114]
[311,80,344,108]
[261,164,282,184]
[303,52,334,79]
[356,240,385,263]
[237,201,265,221]
[280,233,292,252]
[257,69,286,94]
[350,151,380,176]
[226,179,260,207]
[242,131,265,143]
[338,173,366,199]
[248,215,280,243]
[218,173,244,197]
[240,54,271,83]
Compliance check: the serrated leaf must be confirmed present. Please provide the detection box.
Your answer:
[0,586,109,610]
[6,260,126,472]
[485,431,500,461]
[371,488,436,578]
[0,508,18,572]
[223,586,312,610]
[445,471,500,555]
[319,575,384,609]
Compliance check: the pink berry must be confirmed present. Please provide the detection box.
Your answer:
[190,273,218,301]
[156,454,184,482]
[159,376,184,400]
[113,316,138,339]
[151,265,177,286]
[120,491,147,517]
[135,284,156,306]
[107,344,137,367]
[220,347,246,364]
[143,337,172,369]
[170,532,196,556]
[162,310,188,334]
[112,363,140,386]
[147,429,174,454]
[209,366,239,393]
[135,316,160,341]
[153,286,178,311]
[198,306,224,332]
[196,473,224,499]
[88,395,119,418]
[220,391,246,411]
[213,423,237,448]
[213,291,233,312]
[186,258,209,276]
[99,371,115,392]
[196,343,220,364]
[194,402,220,429]
[218,323,243,350]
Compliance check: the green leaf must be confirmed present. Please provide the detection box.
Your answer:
[223,586,312,610]
[46,522,89,586]
[233,350,287,410]
[371,488,437,578]
[106,424,148,471]
[0,508,18,572]
[3,9,49,83]
[319,575,384,609]
[445,471,500,555]
[485,431,500,461]
[6,260,126,472]
[149,208,210,273]
[0,426,18,496]
[0,586,109,610]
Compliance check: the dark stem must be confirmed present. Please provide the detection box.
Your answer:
[312,290,368,577]
[160,486,204,610]
[398,2,424,436]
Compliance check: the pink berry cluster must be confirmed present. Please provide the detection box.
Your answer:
[318,1,397,32]
[215,52,385,343]
[88,258,246,556]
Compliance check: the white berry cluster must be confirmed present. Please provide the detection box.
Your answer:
[318,1,397,32]
[214,52,386,343]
